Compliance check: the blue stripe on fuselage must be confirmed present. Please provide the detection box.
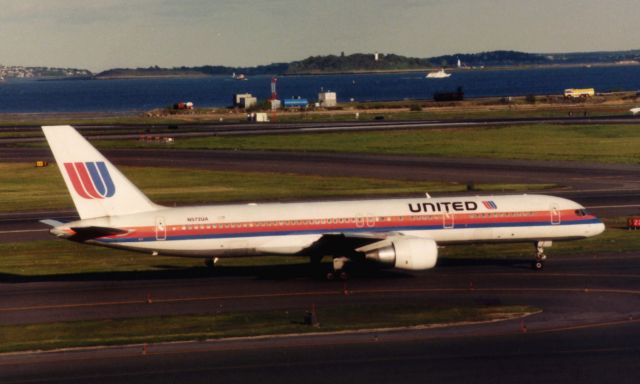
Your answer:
[97,218,602,244]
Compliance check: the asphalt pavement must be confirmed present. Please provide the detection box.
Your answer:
[1,252,639,383]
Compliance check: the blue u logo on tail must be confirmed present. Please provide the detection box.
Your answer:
[64,161,116,199]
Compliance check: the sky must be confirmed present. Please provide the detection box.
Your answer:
[0,0,638,71]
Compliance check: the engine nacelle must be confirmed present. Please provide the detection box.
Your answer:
[365,238,438,271]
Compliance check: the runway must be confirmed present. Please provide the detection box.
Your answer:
[1,252,639,383]
[1,115,639,144]
[3,147,640,189]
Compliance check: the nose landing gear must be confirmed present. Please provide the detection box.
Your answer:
[533,241,551,270]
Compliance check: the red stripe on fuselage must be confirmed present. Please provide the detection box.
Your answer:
[98,210,595,242]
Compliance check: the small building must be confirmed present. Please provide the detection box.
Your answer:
[318,91,337,107]
[283,98,308,108]
[249,112,269,122]
[233,93,251,105]
[241,96,257,109]
[232,93,258,109]
[233,93,257,108]
[270,99,281,110]
[433,87,464,102]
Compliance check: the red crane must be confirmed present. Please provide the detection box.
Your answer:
[269,77,278,122]
[270,77,278,100]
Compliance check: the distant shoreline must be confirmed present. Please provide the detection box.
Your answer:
[4,49,639,81]
[6,62,640,82]
[91,62,640,80]
[94,73,210,80]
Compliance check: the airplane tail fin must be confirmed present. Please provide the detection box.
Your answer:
[42,125,160,219]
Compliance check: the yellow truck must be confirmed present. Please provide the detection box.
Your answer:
[564,88,595,98]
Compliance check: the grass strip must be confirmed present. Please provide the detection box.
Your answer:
[0,162,553,213]
[0,304,536,353]
[93,124,640,164]
[0,239,305,276]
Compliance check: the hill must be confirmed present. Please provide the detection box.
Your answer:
[94,49,640,78]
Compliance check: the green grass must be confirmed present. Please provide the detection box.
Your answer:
[0,239,307,276]
[270,107,630,123]
[0,114,240,127]
[94,124,640,164]
[0,304,535,353]
[0,163,552,213]
[0,240,199,276]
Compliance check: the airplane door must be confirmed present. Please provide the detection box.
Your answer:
[443,212,454,229]
[550,204,561,225]
[155,217,167,240]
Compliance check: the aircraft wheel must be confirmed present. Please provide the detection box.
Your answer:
[533,261,544,270]
[326,272,336,281]
[339,271,349,281]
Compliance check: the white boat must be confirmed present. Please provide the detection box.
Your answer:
[426,68,451,79]
[232,72,248,81]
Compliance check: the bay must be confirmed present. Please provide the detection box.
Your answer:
[0,65,638,113]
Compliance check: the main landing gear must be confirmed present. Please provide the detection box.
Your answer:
[533,241,551,270]
[326,257,350,281]
[204,257,219,268]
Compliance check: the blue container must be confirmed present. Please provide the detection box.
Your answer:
[283,98,308,107]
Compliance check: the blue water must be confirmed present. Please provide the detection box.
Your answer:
[0,66,639,113]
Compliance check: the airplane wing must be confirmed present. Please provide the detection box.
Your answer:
[308,231,414,256]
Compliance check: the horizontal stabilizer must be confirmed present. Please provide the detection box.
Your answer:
[39,219,65,227]
[69,226,129,241]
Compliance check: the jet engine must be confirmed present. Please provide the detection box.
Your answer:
[364,238,438,271]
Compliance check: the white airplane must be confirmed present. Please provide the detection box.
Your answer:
[630,107,640,115]
[41,125,605,278]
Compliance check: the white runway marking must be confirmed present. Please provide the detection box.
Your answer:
[0,229,48,234]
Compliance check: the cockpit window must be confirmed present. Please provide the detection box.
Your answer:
[575,209,589,216]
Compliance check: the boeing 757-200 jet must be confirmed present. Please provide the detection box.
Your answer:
[41,125,605,278]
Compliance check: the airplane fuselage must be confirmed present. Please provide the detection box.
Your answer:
[55,194,604,258]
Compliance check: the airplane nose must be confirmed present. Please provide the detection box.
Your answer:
[592,221,606,236]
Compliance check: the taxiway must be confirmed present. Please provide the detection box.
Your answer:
[1,252,639,383]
